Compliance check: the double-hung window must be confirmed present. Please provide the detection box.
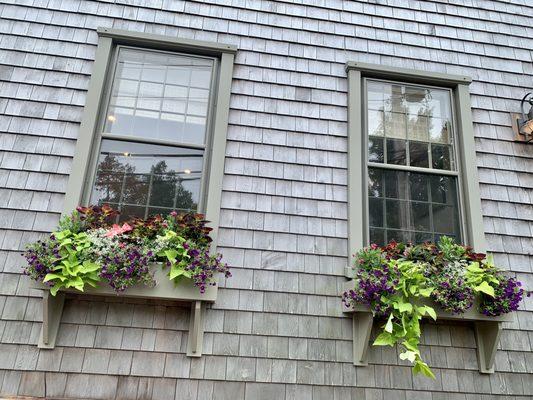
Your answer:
[346,62,486,254]
[63,28,236,243]
[366,80,461,245]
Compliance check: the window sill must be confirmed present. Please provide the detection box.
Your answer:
[32,265,217,357]
[341,280,512,374]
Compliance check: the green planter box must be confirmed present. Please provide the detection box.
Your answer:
[33,264,217,357]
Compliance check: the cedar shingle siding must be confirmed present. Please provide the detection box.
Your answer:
[0,0,532,398]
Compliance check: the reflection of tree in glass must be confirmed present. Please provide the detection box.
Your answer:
[94,155,196,215]
[149,161,196,211]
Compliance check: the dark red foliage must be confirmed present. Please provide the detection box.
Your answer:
[76,204,119,229]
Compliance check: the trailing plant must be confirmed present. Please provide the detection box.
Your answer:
[23,206,230,295]
[342,237,528,379]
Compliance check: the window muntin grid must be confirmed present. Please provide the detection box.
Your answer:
[104,48,214,146]
[365,79,462,245]
[88,47,216,222]
[367,80,455,172]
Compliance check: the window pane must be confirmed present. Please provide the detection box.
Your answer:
[431,144,452,170]
[368,198,384,227]
[368,168,461,244]
[384,112,407,139]
[368,110,384,136]
[368,137,384,163]
[368,168,384,197]
[367,81,456,172]
[386,139,407,165]
[90,139,203,221]
[409,141,429,168]
[104,48,214,145]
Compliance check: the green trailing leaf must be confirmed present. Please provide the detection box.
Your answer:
[384,313,394,333]
[373,332,395,346]
[418,287,434,297]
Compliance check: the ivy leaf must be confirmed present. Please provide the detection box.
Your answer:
[475,281,495,297]
[373,332,395,346]
[164,249,178,262]
[384,314,394,333]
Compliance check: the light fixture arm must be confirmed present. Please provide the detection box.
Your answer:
[518,92,533,142]
[519,92,533,123]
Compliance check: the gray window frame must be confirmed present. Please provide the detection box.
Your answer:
[63,28,237,248]
[346,61,486,260]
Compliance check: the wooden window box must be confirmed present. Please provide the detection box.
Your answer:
[33,265,216,357]
[341,279,512,374]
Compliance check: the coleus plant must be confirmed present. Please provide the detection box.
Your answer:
[342,237,528,378]
[23,206,231,295]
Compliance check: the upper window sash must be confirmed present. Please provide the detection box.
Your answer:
[63,28,236,248]
[346,62,485,261]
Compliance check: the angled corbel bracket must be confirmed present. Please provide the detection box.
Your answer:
[38,290,65,349]
[352,311,374,366]
[474,320,502,374]
[186,300,206,357]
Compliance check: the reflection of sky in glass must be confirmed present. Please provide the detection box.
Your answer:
[366,80,455,171]
[104,48,214,145]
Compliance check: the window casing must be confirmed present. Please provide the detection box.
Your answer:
[346,62,486,259]
[63,28,236,246]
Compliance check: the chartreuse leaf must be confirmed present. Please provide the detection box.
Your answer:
[474,281,495,297]
[43,273,67,282]
[418,287,434,297]
[413,360,435,379]
[396,302,413,313]
[373,332,395,346]
[384,314,394,333]
[399,350,417,363]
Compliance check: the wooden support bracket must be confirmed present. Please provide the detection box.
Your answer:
[474,320,502,374]
[352,311,374,366]
[38,290,65,349]
[186,300,205,357]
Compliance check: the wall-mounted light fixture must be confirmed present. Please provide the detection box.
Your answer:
[511,92,533,143]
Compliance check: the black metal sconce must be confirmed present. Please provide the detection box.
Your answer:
[512,92,533,143]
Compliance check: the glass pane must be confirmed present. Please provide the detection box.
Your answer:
[410,202,431,231]
[104,48,214,145]
[386,199,409,229]
[386,139,407,165]
[431,144,452,170]
[368,168,383,197]
[430,175,458,205]
[368,168,461,244]
[369,198,384,227]
[91,139,204,220]
[429,118,450,144]
[407,114,428,141]
[368,110,384,136]
[368,137,384,163]
[432,204,458,234]
[404,86,428,115]
[409,173,429,202]
[384,112,407,139]
[367,81,388,111]
[409,141,429,168]
[370,228,385,246]
[427,89,451,120]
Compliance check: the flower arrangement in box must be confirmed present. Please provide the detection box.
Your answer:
[342,237,528,378]
[23,205,231,296]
